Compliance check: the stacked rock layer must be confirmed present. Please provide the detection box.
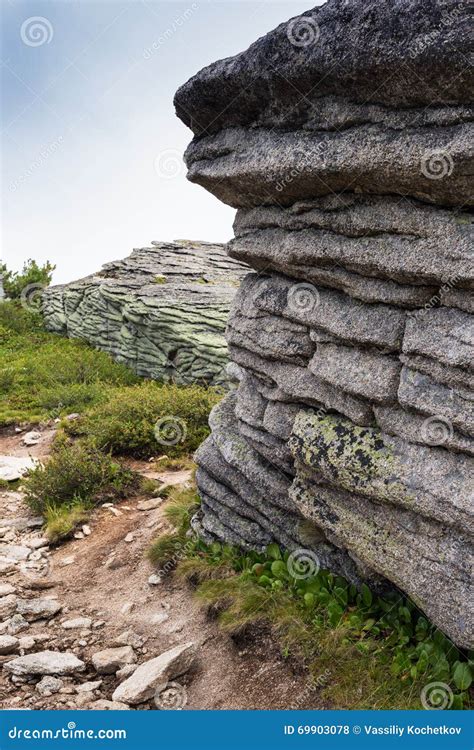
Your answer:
[175,0,474,647]
[42,241,248,387]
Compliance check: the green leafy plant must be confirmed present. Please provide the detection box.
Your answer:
[150,508,472,710]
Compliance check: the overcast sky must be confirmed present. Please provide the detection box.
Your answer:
[2,0,322,283]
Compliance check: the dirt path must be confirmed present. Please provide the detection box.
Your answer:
[0,427,321,710]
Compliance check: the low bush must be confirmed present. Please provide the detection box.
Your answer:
[23,439,137,515]
[67,382,221,458]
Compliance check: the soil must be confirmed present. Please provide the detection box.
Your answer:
[0,425,323,710]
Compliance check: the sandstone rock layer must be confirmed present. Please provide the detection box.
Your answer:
[175,0,474,648]
[42,241,248,387]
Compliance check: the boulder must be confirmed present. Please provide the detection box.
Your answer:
[16,598,62,621]
[91,646,136,675]
[0,595,18,620]
[4,651,85,676]
[0,456,36,482]
[42,241,248,387]
[0,635,19,655]
[36,676,63,696]
[112,642,196,705]
[61,617,92,630]
[175,0,474,648]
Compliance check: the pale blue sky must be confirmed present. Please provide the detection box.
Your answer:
[1,0,321,283]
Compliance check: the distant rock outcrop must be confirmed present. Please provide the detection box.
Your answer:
[175,0,474,647]
[42,241,248,387]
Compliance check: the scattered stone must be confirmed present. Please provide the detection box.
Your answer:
[65,413,80,421]
[36,676,63,696]
[22,431,42,446]
[17,598,62,621]
[18,636,37,651]
[61,617,92,630]
[116,664,138,681]
[76,680,102,693]
[137,498,164,512]
[92,621,105,629]
[0,594,18,619]
[82,525,91,536]
[0,583,16,597]
[112,642,196,705]
[7,614,29,635]
[0,635,19,654]
[26,537,49,550]
[124,533,134,543]
[0,545,31,561]
[120,602,134,615]
[113,631,145,649]
[4,651,85,676]
[91,646,136,675]
[21,576,57,590]
[74,532,84,540]
[75,692,93,707]
[105,557,124,570]
[107,507,123,517]
[0,456,37,482]
[148,574,161,586]
[60,556,75,567]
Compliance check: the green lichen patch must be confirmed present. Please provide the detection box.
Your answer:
[290,411,396,493]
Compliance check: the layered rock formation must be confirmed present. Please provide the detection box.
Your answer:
[175,0,474,647]
[42,241,248,387]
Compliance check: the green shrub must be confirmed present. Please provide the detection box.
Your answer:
[0,259,55,301]
[67,382,221,457]
[23,439,137,515]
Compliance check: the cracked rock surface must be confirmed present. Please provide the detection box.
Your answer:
[42,241,248,387]
[175,0,474,647]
